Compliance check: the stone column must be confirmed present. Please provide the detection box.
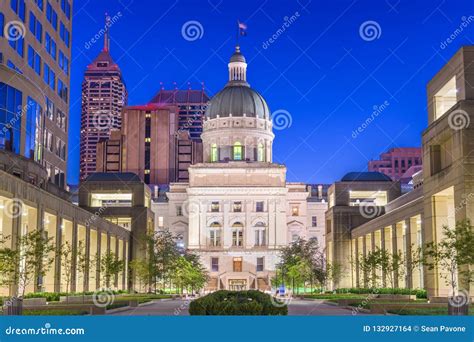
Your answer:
[54,217,63,293]
[391,223,399,288]
[70,221,78,293]
[84,226,91,292]
[405,218,413,289]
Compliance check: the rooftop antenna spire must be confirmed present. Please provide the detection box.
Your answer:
[104,12,111,51]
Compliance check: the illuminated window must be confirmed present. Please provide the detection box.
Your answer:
[232,222,244,247]
[158,216,164,228]
[292,206,299,216]
[257,143,264,162]
[209,228,221,247]
[211,201,220,212]
[145,137,151,143]
[90,193,132,207]
[233,201,242,212]
[233,142,243,160]
[211,143,218,162]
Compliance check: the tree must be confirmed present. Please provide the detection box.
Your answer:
[130,258,153,293]
[100,252,124,289]
[59,241,74,296]
[326,262,343,290]
[0,231,55,297]
[424,220,474,298]
[0,235,19,292]
[76,241,88,291]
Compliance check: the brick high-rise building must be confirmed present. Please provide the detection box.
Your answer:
[368,147,422,181]
[149,87,209,141]
[0,0,73,188]
[80,14,127,181]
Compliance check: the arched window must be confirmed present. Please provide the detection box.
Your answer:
[233,142,243,160]
[211,143,218,162]
[257,143,264,162]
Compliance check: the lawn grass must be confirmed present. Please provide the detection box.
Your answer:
[23,309,89,316]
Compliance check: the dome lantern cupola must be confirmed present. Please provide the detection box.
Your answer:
[227,45,248,86]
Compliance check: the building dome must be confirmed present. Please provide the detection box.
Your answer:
[201,45,274,164]
[341,172,393,182]
[205,86,270,119]
[205,45,270,120]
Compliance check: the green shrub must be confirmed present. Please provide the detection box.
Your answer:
[334,288,427,299]
[189,290,287,316]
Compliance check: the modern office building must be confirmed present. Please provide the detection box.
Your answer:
[151,46,328,291]
[327,46,474,299]
[0,0,73,188]
[368,147,422,182]
[79,15,127,181]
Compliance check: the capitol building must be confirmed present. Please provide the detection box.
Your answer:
[153,46,327,291]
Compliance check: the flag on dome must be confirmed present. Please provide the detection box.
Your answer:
[238,21,247,36]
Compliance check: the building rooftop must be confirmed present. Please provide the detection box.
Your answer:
[150,88,210,104]
[84,172,142,182]
[341,171,393,182]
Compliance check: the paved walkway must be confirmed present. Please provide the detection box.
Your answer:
[109,298,373,316]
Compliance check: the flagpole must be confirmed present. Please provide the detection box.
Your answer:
[236,21,239,47]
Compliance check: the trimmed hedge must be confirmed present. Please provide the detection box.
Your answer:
[189,290,288,316]
[23,290,128,302]
[334,288,427,299]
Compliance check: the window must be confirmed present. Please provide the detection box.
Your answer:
[9,34,24,57]
[255,228,266,246]
[43,63,55,90]
[256,257,264,272]
[90,193,132,207]
[0,13,4,37]
[46,2,58,30]
[312,216,317,227]
[60,0,71,19]
[34,0,44,11]
[292,206,299,216]
[292,233,299,242]
[0,82,22,154]
[256,201,264,212]
[233,141,243,160]
[45,97,54,120]
[24,97,42,162]
[45,33,57,60]
[233,201,242,212]
[10,0,26,22]
[55,138,66,160]
[211,201,219,212]
[56,109,66,130]
[158,216,164,228]
[27,46,41,75]
[176,205,182,216]
[58,50,69,74]
[209,228,221,247]
[29,12,43,42]
[59,21,70,47]
[43,129,53,152]
[211,257,219,272]
[257,143,264,162]
[211,143,218,162]
[232,227,243,247]
[57,79,68,102]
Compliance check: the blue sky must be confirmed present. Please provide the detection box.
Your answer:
[67,0,474,185]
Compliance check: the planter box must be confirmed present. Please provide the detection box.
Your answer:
[24,304,106,315]
[376,294,416,301]
[59,295,93,303]
[429,297,449,303]
[23,298,47,306]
